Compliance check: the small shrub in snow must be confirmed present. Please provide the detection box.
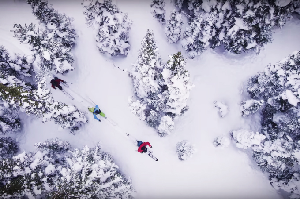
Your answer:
[213,136,230,148]
[129,32,193,136]
[0,138,135,198]
[214,101,228,118]
[0,137,19,159]
[150,0,166,25]
[176,140,196,161]
[13,0,76,74]
[231,129,266,149]
[241,99,264,116]
[83,0,132,57]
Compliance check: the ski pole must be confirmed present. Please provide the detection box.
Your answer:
[105,59,128,73]
[65,86,92,105]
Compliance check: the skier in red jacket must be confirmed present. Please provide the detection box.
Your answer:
[50,77,65,90]
[137,141,152,153]
[137,141,158,161]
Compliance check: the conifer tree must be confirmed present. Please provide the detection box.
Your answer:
[0,138,135,198]
[176,0,298,57]
[129,29,163,130]
[129,31,192,136]
[83,0,132,57]
[235,51,300,198]
[165,10,183,43]
[0,78,87,134]
[150,0,166,24]
[13,0,76,74]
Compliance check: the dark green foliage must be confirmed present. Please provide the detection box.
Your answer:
[0,137,19,159]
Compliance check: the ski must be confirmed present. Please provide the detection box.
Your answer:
[106,117,117,126]
[148,152,158,161]
[62,81,69,88]
[62,89,74,100]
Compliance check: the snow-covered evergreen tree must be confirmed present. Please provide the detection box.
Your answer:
[150,0,166,25]
[0,77,87,134]
[176,140,196,161]
[161,51,192,117]
[13,0,76,74]
[177,0,298,57]
[0,138,135,198]
[50,144,134,198]
[129,29,164,132]
[181,13,215,58]
[236,51,300,198]
[0,45,86,133]
[129,32,192,136]
[0,137,19,159]
[241,99,264,116]
[0,46,33,89]
[214,101,229,117]
[82,0,132,57]
[130,29,163,100]
[165,10,183,43]
[213,136,230,148]
[0,46,34,134]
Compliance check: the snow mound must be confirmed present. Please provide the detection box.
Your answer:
[214,101,228,118]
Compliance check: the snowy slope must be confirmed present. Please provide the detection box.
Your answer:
[1,0,300,198]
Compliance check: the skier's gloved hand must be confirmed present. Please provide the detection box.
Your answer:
[150,146,152,148]
[98,119,101,122]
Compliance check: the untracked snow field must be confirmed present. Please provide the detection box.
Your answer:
[1,0,300,199]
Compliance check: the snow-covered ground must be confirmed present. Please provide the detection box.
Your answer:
[1,0,300,198]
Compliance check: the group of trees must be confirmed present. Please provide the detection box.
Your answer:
[0,44,86,135]
[171,0,300,58]
[129,30,193,136]
[232,51,300,198]
[14,0,77,74]
[83,0,132,57]
[0,0,88,134]
[0,138,135,198]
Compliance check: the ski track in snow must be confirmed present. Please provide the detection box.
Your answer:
[1,0,300,198]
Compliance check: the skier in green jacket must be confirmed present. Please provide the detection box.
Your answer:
[88,105,106,122]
